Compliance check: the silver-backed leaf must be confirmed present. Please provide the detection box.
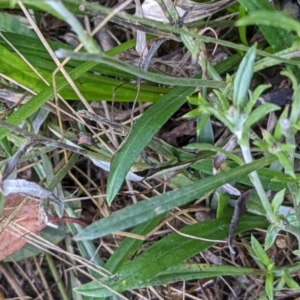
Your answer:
[1,179,63,207]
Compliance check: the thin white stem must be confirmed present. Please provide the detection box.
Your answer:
[240,144,277,224]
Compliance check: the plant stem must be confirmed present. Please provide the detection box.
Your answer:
[46,252,70,300]
[281,118,300,220]
[240,144,277,224]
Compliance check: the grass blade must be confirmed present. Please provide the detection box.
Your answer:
[75,215,268,297]
[75,155,276,241]
[107,85,196,203]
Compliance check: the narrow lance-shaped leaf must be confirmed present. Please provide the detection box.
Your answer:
[236,11,300,37]
[74,155,276,241]
[245,103,280,129]
[2,142,35,180]
[55,49,226,89]
[72,54,239,203]
[251,235,272,267]
[74,215,268,297]
[233,44,256,110]
[106,85,197,203]
[245,84,271,116]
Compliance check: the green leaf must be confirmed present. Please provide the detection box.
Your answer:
[203,106,233,130]
[238,4,249,46]
[266,273,274,300]
[104,215,165,273]
[186,96,200,105]
[292,250,300,256]
[0,12,36,37]
[251,235,272,267]
[75,215,268,297]
[214,89,230,111]
[237,0,295,51]
[253,140,270,152]
[192,159,288,192]
[58,50,227,88]
[284,273,300,289]
[0,60,97,140]
[245,84,271,116]
[196,114,214,144]
[236,11,300,38]
[264,224,280,251]
[245,103,280,129]
[0,32,169,102]
[271,189,286,214]
[261,129,276,145]
[183,108,201,118]
[145,263,263,287]
[277,152,295,178]
[185,143,244,165]
[274,107,289,141]
[216,193,229,219]
[0,43,48,92]
[74,155,276,241]
[106,85,196,203]
[282,70,300,126]
[233,44,256,110]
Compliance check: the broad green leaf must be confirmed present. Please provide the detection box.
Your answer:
[74,155,276,241]
[0,12,36,37]
[238,0,295,51]
[0,43,49,92]
[74,215,268,297]
[233,44,256,110]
